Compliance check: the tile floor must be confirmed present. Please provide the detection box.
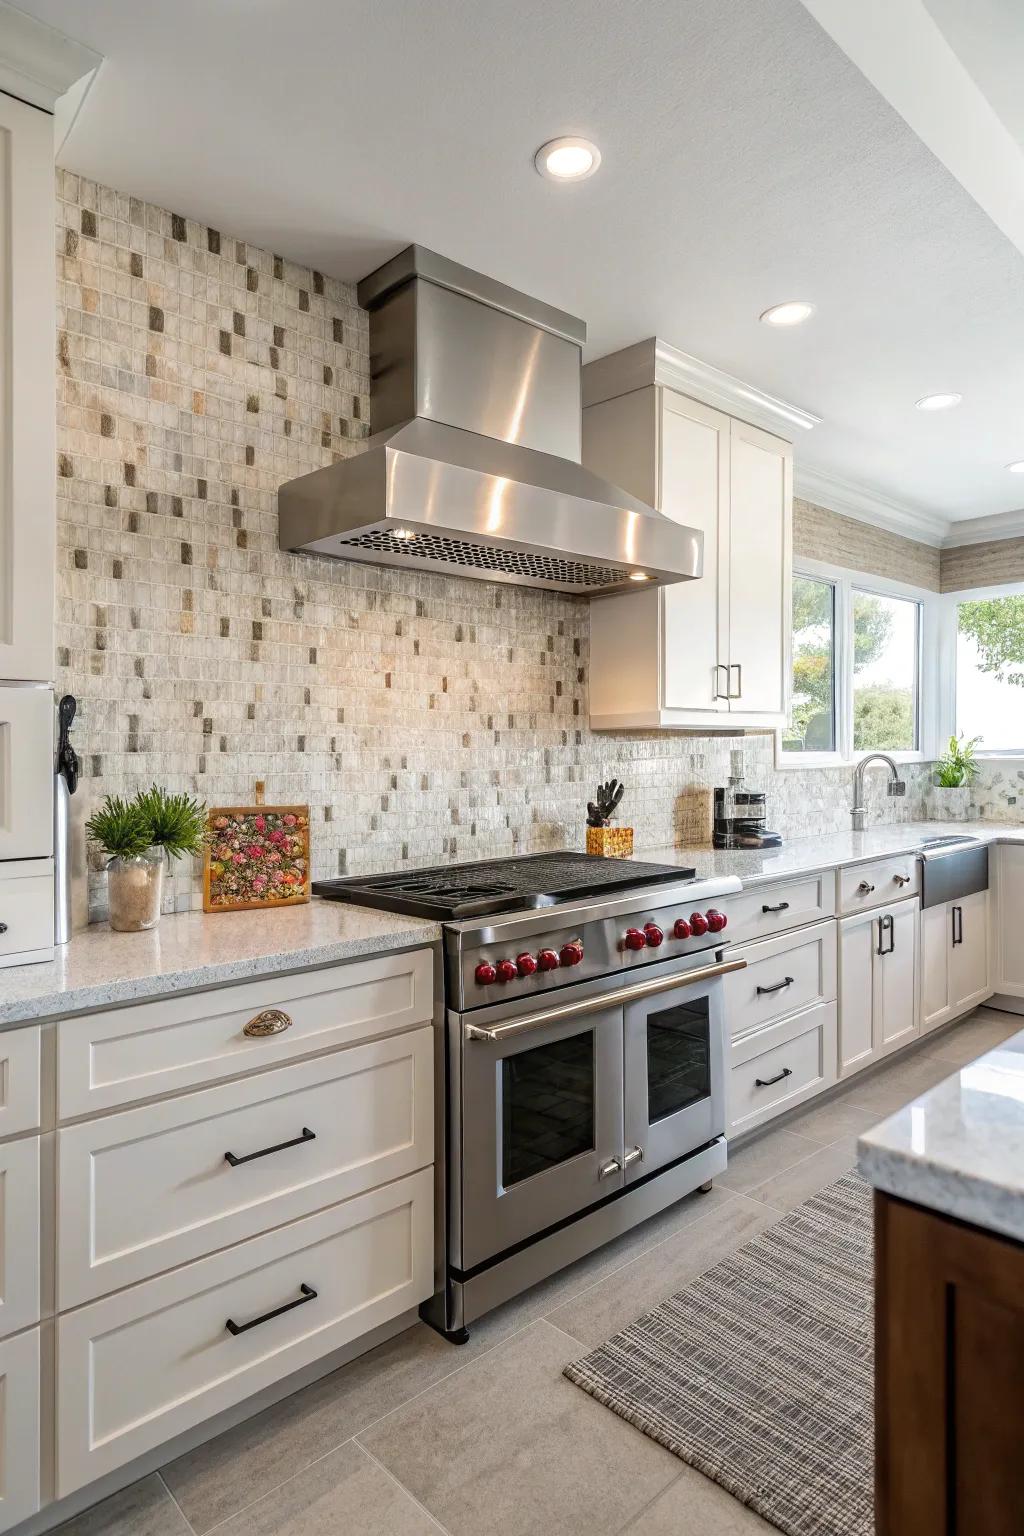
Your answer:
[52,1006,1020,1536]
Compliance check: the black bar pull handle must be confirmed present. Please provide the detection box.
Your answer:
[756,976,795,996]
[952,905,963,947]
[225,1127,316,1167]
[755,1066,793,1088]
[761,901,790,914]
[226,1282,317,1336]
[876,914,895,955]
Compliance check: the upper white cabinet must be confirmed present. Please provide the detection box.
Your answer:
[0,90,55,684]
[582,346,792,729]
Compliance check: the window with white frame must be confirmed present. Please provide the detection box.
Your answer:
[781,563,927,762]
[955,588,1024,754]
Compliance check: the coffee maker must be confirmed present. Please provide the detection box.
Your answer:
[713,752,782,849]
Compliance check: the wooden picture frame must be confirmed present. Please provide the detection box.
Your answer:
[203,804,311,913]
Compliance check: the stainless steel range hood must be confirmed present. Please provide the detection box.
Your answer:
[278,246,701,595]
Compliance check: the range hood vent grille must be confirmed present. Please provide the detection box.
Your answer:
[337,529,629,590]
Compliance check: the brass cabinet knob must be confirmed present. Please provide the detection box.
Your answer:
[242,1008,293,1038]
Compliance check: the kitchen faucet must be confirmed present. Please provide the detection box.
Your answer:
[851,753,905,831]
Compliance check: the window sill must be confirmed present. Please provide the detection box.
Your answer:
[775,750,928,771]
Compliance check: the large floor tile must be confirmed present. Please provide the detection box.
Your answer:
[921,1008,1023,1067]
[620,1463,775,1534]
[838,1052,955,1116]
[359,1320,678,1536]
[52,1477,189,1536]
[718,1127,818,1193]
[780,1096,883,1146]
[162,1323,462,1533]
[742,1136,859,1212]
[212,1441,442,1536]
[546,1196,778,1349]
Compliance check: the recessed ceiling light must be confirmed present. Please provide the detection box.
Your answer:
[1007,461,1024,474]
[534,137,601,182]
[915,393,962,412]
[628,571,651,582]
[759,300,815,327]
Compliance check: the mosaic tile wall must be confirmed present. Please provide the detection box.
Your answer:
[54,173,933,919]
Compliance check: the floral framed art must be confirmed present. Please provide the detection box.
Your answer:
[203,804,311,912]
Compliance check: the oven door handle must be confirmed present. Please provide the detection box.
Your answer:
[463,958,747,1042]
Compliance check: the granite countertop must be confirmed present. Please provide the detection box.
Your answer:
[858,1027,1024,1244]
[0,900,441,1026]
[635,820,1024,888]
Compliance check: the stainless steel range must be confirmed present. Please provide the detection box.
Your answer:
[315,853,743,1342]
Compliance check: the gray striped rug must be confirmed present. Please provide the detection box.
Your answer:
[564,1173,873,1536]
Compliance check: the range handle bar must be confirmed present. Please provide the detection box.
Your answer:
[464,958,746,1043]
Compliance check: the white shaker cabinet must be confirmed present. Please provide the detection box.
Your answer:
[921,890,990,1033]
[582,344,792,730]
[838,897,919,1076]
[993,845,1024,999]
[0,90,55,684]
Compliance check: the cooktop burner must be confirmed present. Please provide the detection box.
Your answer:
[313,851,695,919]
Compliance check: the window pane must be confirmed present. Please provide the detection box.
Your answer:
[852,590,919,751]
[957,594,1024,751]
[783,575,836,752]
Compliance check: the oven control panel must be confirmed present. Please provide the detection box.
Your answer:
[455,898,731,1009]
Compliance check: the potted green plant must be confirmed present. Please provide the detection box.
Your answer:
[927,734,981,822]
[86,787,207,931]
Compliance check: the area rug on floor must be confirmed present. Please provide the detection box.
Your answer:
[564,1173,874,1536]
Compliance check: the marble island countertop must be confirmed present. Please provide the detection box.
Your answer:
[0,900,440,1026]
[635,819,1024,888]
[858,1026,1024,1245]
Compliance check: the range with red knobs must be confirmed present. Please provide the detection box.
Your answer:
[313,849,743,1343]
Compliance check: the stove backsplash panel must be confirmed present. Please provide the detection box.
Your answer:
[54,174,932,920]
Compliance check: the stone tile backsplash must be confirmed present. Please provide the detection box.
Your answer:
[54,173,932,919]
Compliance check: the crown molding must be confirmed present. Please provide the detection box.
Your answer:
[941,507,1024,549]
[0,2,101,114]
[582,336,821,438]
[794,464,949,547]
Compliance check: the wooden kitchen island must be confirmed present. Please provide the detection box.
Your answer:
[860,1026,1024,1536]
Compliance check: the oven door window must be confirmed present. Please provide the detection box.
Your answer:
[501,1031,595,1188]
[646,997,711,1124]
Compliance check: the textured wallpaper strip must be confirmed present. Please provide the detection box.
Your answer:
[54,173,937,918]
[793,499,940,591]
[940,537,1024,593]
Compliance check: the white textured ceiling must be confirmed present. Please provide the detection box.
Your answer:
[924,0,1024,151]
[14,0,1024,529]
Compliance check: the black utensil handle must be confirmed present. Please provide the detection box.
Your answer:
[761,901,790,914]
[756,976,794,995]
[225,1282,317,1336]
[755,1066,793,1088]
[224,1126,315,1167]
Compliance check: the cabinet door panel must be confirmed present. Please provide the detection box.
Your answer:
[995,847,1024,994]
[949,890,989,1014]
[660,394,730,715]
[726,419,791,719]
[875,901,919,1054]
[839,914,875,1076]
[921,903,951,1033]
[0,1329,40,1531]
[0,94,55,683]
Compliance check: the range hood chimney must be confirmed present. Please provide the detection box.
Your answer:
[279,246,702,595]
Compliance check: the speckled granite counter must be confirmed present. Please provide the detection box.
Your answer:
[0,900,440,1026]
[858,1027,1024,1245]
[636,820,1024,888]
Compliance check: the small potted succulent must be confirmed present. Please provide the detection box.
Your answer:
[586,778,633,858]
[87,786,207,931]
[927,734,981,822]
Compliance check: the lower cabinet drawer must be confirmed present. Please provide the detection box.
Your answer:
[0,1328,40,1533]
[0,1135,40,1339]
[0,869,53,966]
[728,1002,837,1137]
[714,872,834,945]
[725,920,836,1040]
[58,1026,433,1307]
[57,1166,433,1496]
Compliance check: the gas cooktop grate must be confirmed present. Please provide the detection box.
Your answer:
[314,851,695,919]
[337,529,630,591]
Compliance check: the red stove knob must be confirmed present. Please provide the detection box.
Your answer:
[559,941,584,967]
[623,927,647,952]
[536,948,560,972]
[474,961,497,986]
[689,911,709,936]
[673,917,692,940]
[706,908,727,933]
[516,952,538,977]
[644,923,665,947]
[495,959,518,983]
